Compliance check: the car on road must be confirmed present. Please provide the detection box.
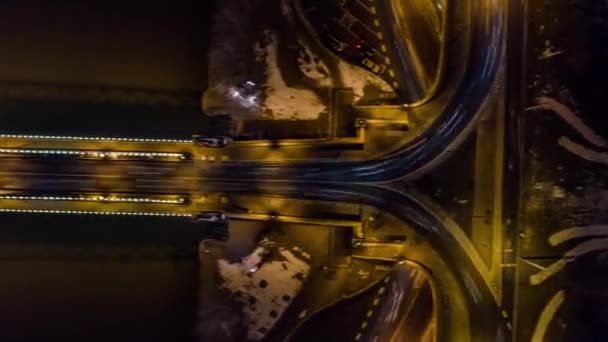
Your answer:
[192,211,230,242]
[361,58,386,75]
[191,211,228,223]
[192,135,232,148]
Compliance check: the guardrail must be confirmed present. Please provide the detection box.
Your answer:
[0,148,190,160]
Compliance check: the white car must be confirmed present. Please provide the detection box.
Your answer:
[192,135,232,148]
[191,211,228,222]
[361,58,386,75]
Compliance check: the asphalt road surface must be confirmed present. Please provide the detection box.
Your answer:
[0,0,504,184]
[287,261,435,342]
[0,0,508,340]
[208,182,506,341]
[0,166,507,340]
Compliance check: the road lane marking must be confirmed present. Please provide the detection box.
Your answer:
[349,18,384,42]
[355,0,376,14]
[0,133,191,144]
[0,208,191,217]
[333,20,386,58]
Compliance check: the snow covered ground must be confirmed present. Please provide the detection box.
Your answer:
[217,240,311,341]
[204,0,395,122]
[257,32,326,120]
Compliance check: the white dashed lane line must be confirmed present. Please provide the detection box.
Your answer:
[353,275,391,341]
[355,0,376,14]
[349,1,400,88]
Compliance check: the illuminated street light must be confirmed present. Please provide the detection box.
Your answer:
[0,133,191,144]
[0,208,191,217]
[0,148,188,160]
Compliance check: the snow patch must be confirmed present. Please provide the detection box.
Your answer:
[535,97,607,147]
[297,42,331,86]
[218,243,311,341]
[558,136,608,165]
[260,32,326,120]
[530,237,608,285]
[337,60,394,101]
[296,42,394,101]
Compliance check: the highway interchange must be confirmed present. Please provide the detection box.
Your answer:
[0,0,508,340]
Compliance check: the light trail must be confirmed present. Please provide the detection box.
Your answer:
[0,194,186,204]
[0,148,189,159]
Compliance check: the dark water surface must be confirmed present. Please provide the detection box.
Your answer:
[0,214,202,342]
[0,0,215,137]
